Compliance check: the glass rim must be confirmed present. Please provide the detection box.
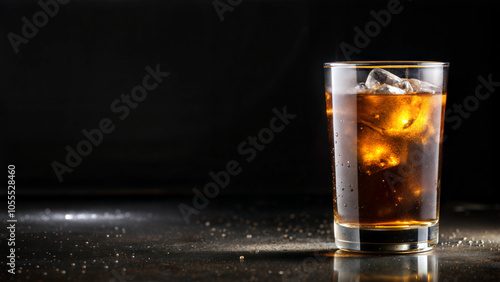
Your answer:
[323,61,449,69]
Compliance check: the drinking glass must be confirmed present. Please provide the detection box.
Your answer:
[324,61,449,253]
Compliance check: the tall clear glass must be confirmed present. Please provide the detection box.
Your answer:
[324,61,449,253]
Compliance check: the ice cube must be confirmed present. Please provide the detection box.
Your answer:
[375,84,407,94]
[392,80,415,93]
[408,93,444,142]
[365,69,403,89]
[358,126,404,175]
[407,78,441,94]
[354,82,368,92]
[357,94,423,138]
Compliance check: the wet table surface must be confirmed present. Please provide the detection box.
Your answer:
[1,195,500,281]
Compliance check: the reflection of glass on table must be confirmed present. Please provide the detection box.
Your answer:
[333,250,438,281]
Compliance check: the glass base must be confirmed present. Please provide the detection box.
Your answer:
[334,222,438,254]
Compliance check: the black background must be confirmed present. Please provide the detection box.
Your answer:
[0,0,498,203]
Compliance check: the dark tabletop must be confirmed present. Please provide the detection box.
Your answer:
[1,195,499,281]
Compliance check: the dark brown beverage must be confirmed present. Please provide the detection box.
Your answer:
[332,92,446,228]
